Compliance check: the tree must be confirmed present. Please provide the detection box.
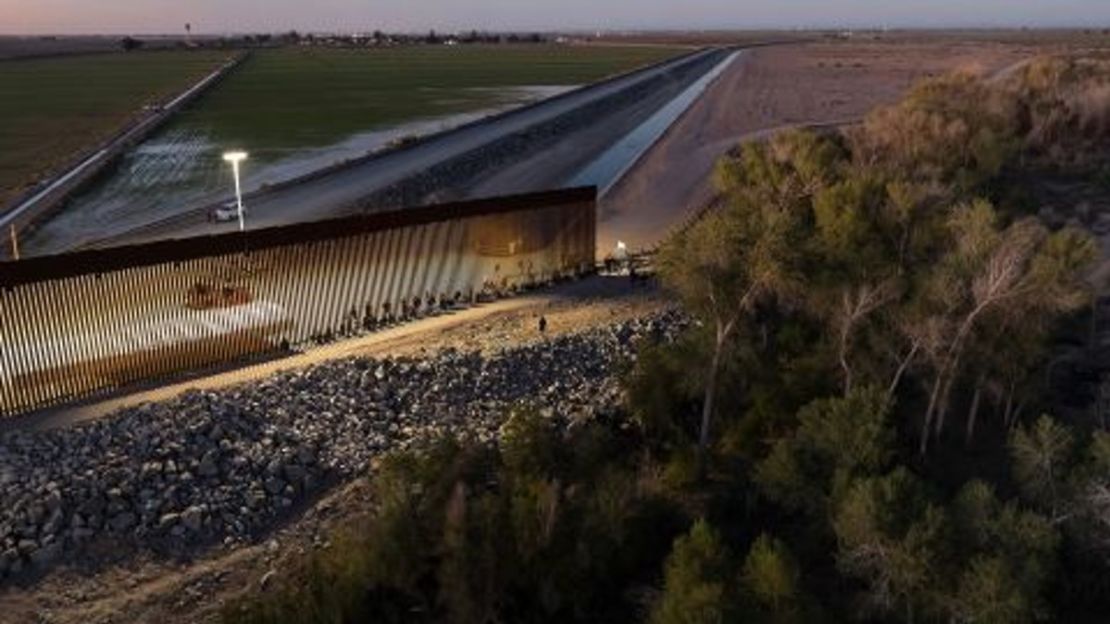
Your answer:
[914,203,1094,454]
[808,172,902,393]
[1010,415,1077,521]
[955,557,1036,624]
[1070,432,1110,562]
[438,481,484,624]
[850,70,1019,193]
[658,213,744,464]
[742,534,800,613]
[1005,56,1110,154]
[624,339,702,451]
[120,36,144,52]
[498,406,559,478]
[832,468,944,622]
[650,520,733,624]
[879,179,948,271]
[756,386,892,516]
[658,131,824,466]
[949,481,1059,623]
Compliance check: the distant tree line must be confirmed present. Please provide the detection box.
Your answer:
[115,29,552,54]
[293,29,549,48]
[221,55,1110,623]
[119,36,144,52]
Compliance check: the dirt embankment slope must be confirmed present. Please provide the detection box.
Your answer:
[599,41,1043,253]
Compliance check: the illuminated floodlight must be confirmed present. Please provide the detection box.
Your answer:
[222,151,249,232]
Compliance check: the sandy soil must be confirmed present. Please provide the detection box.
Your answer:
[598,41,1044,253]
[0,275,667,624]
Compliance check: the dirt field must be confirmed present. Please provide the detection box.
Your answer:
[598,41,1046,253]
[594,29,1110,48]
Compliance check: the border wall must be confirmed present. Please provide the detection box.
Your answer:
[0,187,596,417]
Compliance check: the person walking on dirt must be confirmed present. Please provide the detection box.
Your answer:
[538,315,548,333]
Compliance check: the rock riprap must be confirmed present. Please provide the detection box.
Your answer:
[0,311,685,579]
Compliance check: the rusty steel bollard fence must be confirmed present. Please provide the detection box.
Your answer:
[0,187,597,418]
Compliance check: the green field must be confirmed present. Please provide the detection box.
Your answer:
[0,50,234,206]
[3,44,681,220]
[174,44,683,153]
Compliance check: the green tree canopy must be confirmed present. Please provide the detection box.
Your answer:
[650,519,734,624]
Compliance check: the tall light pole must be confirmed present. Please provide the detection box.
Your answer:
[8,224,19,261]
[222,151,248,232]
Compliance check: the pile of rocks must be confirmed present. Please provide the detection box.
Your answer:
[0,310,686,579]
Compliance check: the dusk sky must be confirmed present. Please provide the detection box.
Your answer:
[2,0,1110,34]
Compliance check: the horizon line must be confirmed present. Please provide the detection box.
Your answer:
[2,24,1109,38]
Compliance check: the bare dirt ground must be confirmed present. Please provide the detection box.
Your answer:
[598,41,1046,253]
[0,275,668,624]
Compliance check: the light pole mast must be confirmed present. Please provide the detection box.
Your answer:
[222,151,249,232]
[8,224,19,261]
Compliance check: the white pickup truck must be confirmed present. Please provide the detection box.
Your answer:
[208,201,244,223]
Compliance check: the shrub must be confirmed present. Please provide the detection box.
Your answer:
[742,533,800,612]
[650,520,733,624]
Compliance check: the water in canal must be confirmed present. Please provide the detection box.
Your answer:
[566,51,741,194]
